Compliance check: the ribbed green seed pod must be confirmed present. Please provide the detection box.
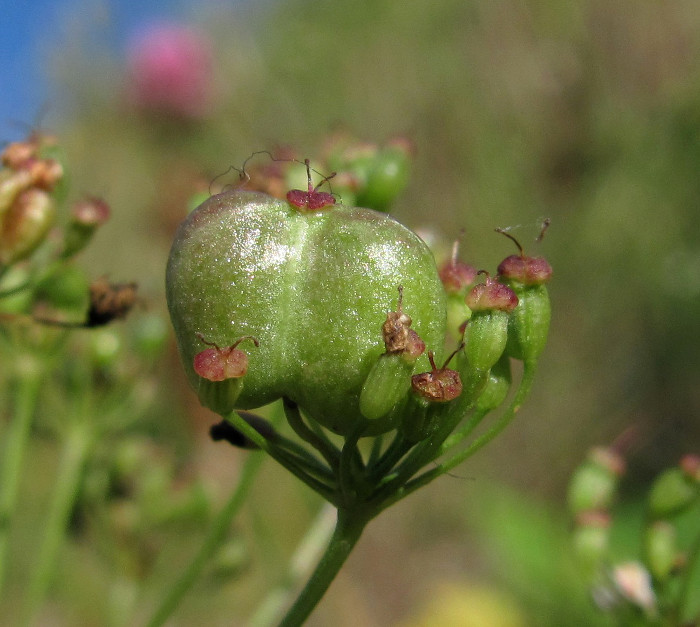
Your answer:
[360,353,414,421]
[464,310,510,372]
[498,253,552,365]
[463,277,518,371]
[166,189,446,435]
[503,283,550,364]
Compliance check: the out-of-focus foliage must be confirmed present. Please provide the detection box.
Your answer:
[8,0,695,623]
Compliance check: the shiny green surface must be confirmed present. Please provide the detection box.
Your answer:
[166,190,446,434]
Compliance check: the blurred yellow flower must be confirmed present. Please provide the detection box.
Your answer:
[397,581,527,627]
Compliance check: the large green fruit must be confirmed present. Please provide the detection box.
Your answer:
[166,190,446,435]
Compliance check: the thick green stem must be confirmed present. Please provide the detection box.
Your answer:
[0,364,42,597]
[145,449,267,627]
[249,504,336,627]
[277,507,368,627]
[22,419,92,626]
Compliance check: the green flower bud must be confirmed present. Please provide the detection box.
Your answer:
[404,345,485,445]
[34,264,90,318]
[90,328,123,368]
[355,138,412,212]
[399,395,433,443]
[166,189,446,434]
[572,510,611,575]
[644,521,678,582]
[400,347,463,443]
[648,465,700,519]
[331,142,376,190]
[463,276,518,371]
[0,266,33,313]
[503,283,550,364]
[567,447,625,515]
[360,353,414,422]
[0,188,56,265]
[61,196,110,258]
[132,313,169,360]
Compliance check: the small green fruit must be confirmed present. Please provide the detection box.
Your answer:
[498,251,552,364]
[644,521,678,581]
[463,277,518,371]
[648,466,700,519]
[567,447,625,515]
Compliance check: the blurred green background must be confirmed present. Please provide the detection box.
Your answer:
[6,0,700,624]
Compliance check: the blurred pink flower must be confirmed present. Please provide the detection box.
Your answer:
[126,23,215,119]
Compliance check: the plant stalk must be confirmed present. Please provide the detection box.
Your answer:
[145,448,267,627]
[0,365,42,597]
[277,507,368,627]
[21,419,93,626]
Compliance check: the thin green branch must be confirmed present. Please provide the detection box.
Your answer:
[269,435,337,485]
[21,420,93,626]
[367,433,384,468]
[377,362,538,513]
[440,407,489,452]
[370,399,468,503]
[0,364,42,597]
[449,362,536,462]
[368,431,413,481]
[283,400,341,474]
[225,411,338,504]
[248,503,336,627]
[339,420,367,506]
[145,447,268,627]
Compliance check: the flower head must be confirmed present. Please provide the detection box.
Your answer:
[126,23,215,119]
